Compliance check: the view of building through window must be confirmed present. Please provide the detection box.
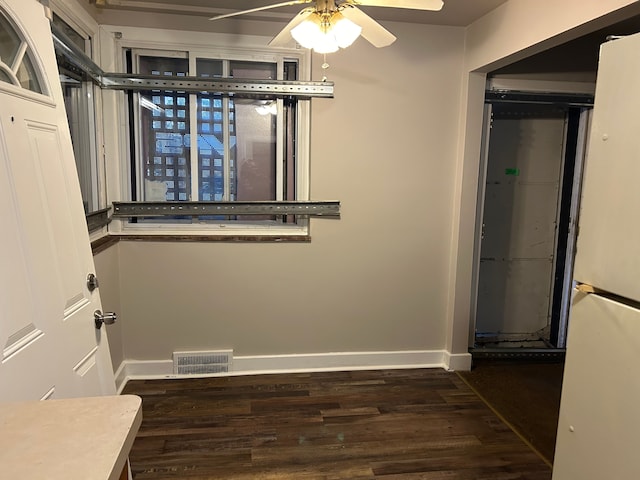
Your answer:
[45,18,305,229]
[132,51,298,223]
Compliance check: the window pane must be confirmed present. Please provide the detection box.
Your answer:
[52,14,86,51]
[196,58,222,78]
[229,61,278,203]
[230,61,277,80]
[234,99,276,202]
[140,56,189,77]
[15,52,41,93]
[138,56,190,202]
[131,54,293,225]
[197,91,226,201]
[0,68,11,83]
[196,60,225,202]
[0,12,20,68]
[55,15,97,213]
[62,79,95,212]
[140,92,191,201]
[0,11,41,94]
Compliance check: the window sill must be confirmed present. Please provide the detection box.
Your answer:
[87,207,112,233]
[112,234,310,243]
[91,234,120,255]
[91,232,311,256]
[91,232,310,255]
[113,214,312,238]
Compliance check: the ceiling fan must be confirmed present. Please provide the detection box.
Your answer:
[210,0,445,53]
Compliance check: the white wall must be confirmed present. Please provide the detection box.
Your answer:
[88,0,640,377]
[107,20,467,370]
[445,0,640,355]
[465,0,640,72]
[93,244,124,372]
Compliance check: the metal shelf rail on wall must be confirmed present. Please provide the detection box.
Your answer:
[51,20,338,227]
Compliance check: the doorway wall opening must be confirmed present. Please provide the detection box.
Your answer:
[471,91,592,357]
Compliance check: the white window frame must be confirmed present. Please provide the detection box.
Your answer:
[104,25,311,237]
[50,0,107,238]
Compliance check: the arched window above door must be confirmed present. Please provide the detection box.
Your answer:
[0,8,43,94]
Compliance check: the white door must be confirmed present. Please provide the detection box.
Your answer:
[553,32,640,480]
[0,0,115,401]
[572,32,640,304]
[553,292,640,480]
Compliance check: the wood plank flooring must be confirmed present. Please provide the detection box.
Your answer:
[458,360,563,463]
[122,369,551,479]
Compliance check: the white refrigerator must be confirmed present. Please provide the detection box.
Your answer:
[552,32,640,479]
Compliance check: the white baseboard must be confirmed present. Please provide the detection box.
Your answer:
[443,351,473,371]
[114,359,173,392]
[114,349,471,394]
[114,361,127,390]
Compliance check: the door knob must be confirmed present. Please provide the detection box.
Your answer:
[87,273,99,292]
[94,310,117,329]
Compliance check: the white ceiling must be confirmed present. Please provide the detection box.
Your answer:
[96,0,509,26]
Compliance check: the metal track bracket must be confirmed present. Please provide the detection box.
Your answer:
[112,201,340,218]
[52,22,334,99]
[100,74,333,98]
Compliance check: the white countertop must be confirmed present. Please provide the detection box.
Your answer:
[0,394,142,480]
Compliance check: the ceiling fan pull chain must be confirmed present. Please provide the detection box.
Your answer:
[321,53,330,81]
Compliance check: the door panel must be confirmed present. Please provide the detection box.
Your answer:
[553,292,640,480]
[476,108,565,336]
[0,0,114,401]
[573,33,640,303]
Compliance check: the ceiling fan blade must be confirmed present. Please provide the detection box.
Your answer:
[209,0,311,21]
[340,5,396,48]
[349,0,444,10]
[268,8,315,47]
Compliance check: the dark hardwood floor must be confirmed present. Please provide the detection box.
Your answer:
[458,359,564,464]
[122,369,551,479]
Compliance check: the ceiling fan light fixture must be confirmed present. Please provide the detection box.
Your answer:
[291,15,327,49]
[331,14,362,48]
[291,11,362,53]
[312,36,340,54]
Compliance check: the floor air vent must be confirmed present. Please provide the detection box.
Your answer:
[173,350,233,375]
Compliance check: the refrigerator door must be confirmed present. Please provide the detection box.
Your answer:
[573,32,640,303]
[553,291,640,480]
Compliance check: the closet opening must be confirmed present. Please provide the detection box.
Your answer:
[471,91,593,357]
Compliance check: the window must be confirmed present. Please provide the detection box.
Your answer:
[136,55,191,203]
[0,9,43,94]
[52,14,104,222]
[128,49,303,228]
